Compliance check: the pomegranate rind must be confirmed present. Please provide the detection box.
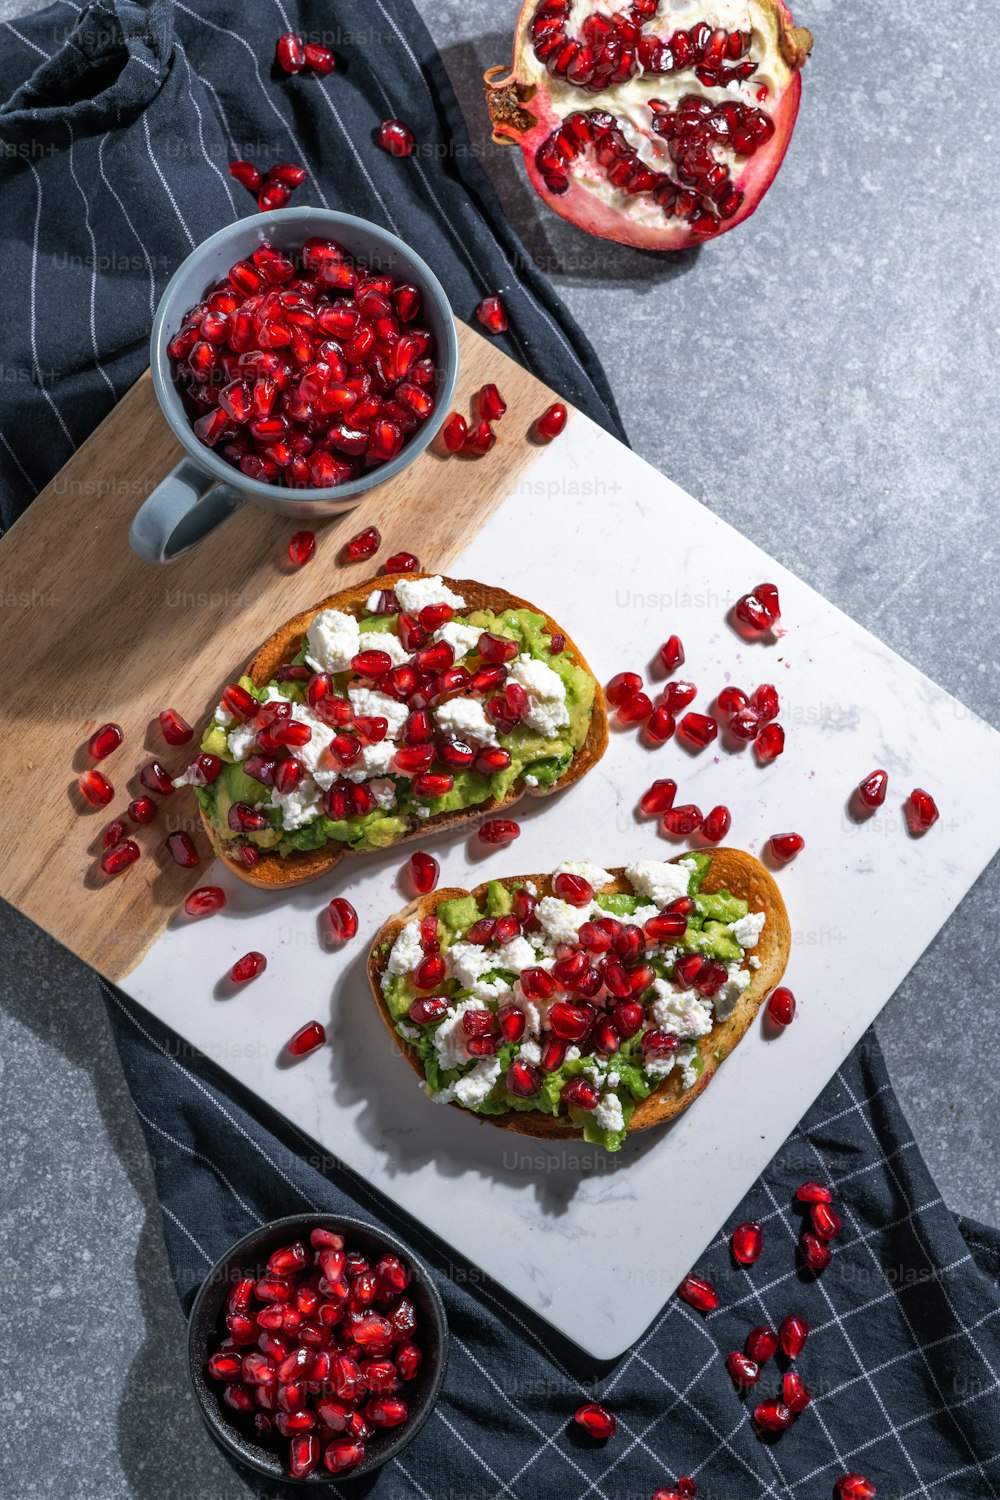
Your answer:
[192,574,608,889]
[486,0,811,250]
[367,847,790,1142]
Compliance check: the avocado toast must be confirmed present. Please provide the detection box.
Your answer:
[184,573,608,888]
[368,851,789,1151]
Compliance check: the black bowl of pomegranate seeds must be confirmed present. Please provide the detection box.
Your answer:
[188,1214,449,1482]
[151,208,459,513]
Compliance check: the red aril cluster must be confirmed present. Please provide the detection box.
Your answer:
[733,581,781,633]
[204,1226,422,1477]
[441,382,509,458]
[275,33,335,76]
[168,241,440,490]
[229,158,310,212]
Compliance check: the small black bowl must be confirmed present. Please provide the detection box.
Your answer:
[187,1213,449,1484]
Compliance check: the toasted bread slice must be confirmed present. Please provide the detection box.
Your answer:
[199,574,608,889]
[367,849,789,1142]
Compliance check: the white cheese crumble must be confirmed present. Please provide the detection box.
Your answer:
[650,980,714,1039]
[643,1055,676,1080]
[625,860,692,907]
[367,777,398,810]
[446,942,496,989]
[519,1038,542,1065]
[361,630,410,666]
[393,575,466,615]
[508,653,570,737]
[382,921,423,991]
[715,963,751,1021]
[679,1046,700,1091]
[554,860,614,890]
[347,686,409,740]
[494,935,540,973]
[364,590,383,613]
[433,696,497,746]
[227,722,256,761]
[433,620,483,659]
[305,608,360,673]
[433,999,489,1070]
[535,896,593,946]
[343,741,396,784]
[453,1057,501,1108]
[214,703,234,728]
[594,1092,624,1136]
[749,955,762,970]
[270,778,323,830]
[729,911,766,950]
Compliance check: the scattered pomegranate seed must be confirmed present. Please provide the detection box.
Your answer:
[731,1220,762,1265]
[769,831,803,862]
[663,804,702,836]
[79,769,114,807]
[226,949,267,986]
[617,691,653,725]
[726,1350,760,1387]
[574,1403,616,1440]
[441,413,467,452]
[344,526,381,562]
[751,683,779,721]
[678,1274,717,1313]
[101,839,140,875]
[678,711,717,749]
[779,1314,809,1357]
[717,685,747,713]
[88,722,123,760]
[782,1371,811,1413]
[662,680,697,712]
[639,778,677,816]
[128,795,157,824]
[755,721,785,761]
[659,634,684,672]
[606,670,643,707]
[800,1231,832,1272]
[478,383,507,421]
[102,819,127,850]
[677,1478,697,1498]
[385,551,419,573]
[810,1201,843,1240]
[166,831,200,868]
[475,295,508,335]
[268,161,307,187]
[734,582,780,632]
[767,986,796,1026]
[644,705,676,744]
[536,402,567,440]
[158,708,192,745]
[288,530,316,567]
[795,1180,832,1204]
[328,898,359,942]
[184,886,226,917]
[408,851,439,895]
[464,419,496,455]
[553,871,593,906]
[303,41,335,74]
[141,761,175,796]
[746,1325,778,1363]
[836,1477,877,1500]
[275,32,306,72]
[287,1021,326,1057]
[229,160,263,193]
[479,819,520,846]
[377,119,416,157]
[701,805,731,842]
[753,1399,793,1432]
[907,787,939,832]
[857,768,888,808]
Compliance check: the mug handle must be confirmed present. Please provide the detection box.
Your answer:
[129,458,243,564]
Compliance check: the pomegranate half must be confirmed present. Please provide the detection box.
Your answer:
[486,0,812,249]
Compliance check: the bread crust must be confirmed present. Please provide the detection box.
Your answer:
[367,849,790,1142]
[198,574,608,888]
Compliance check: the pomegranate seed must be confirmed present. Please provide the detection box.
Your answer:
[678,711,717,749]
[79,769,114,806]
[553,871,592,906]
[606,671,642,707]
[479,818,519,846]
[229,160,262,193]
[730,710,762,745]
[497,1005,526,1044]
[223,1384,254,1414]
[288,529,316,566]
[186,753,222,786]
[753,1399,793,1433]
[520,967,556,1001]
[478,383,507,422]
[767,986,796,1026]
[324,897,357,942]
[345,526,381,562]
[412,772,454,798]
[268,161,307,188]
[156,708,192,747]
[857,768,888,808]
[208,1351,243,1381]
[288,1021,326,1057]
[475,295,508,335]
[101,840,140,875]
[751,683,779,721]
[88,722,123,760]
[795,1180,832,1204]
[574,1403,616,1440]
[231,951,267,984]
[756,721,785,761]
[810,1201,843,1240]
[385,551,419,573]
[464,419,496,456]
[639,779,677,817]
[408,850,439,894]
[128,796,157,824]
[617,691,653,725]
[644,705,676,744]
[769,832,803,862]
[659,635,684,672]
[324,1440,365,1473]
[166,831,200,868]
[288,1433,319,1479]
[779,1314,809,1358]
[907,787,939,831]
[677,1479,696,1497]
[409,996,449,1025]
[303,41,335,73]
[505,1059,541,1098]
[645,912,687,942]
[678,1274,717,1313]
[441,413,467,452]
[275,31,306,72]
[536,402,567,440]
[717,685,747,713]
[662,680,697,712]
[102,819,128,850]
[228,802,267,833]
[746,1325,778,1363]
[726,1350,760,1387]
[836,1478,877,1500]
[663,804,702,836]
[701,805,731,843]
[184,886,226,917]
[413,955,446,990]
[478,632,519,664]
[222,682,257,720]
[731,1220,762,1265]
[800,1231,832,1272]
[735,583,780,631]
[612,1001,644,1038]
[377,118,415,157]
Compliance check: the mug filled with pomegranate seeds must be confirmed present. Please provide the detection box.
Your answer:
[188,1213,448,1482]
[131,208,459,564]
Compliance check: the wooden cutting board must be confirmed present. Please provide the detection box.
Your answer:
[0,320,566,981]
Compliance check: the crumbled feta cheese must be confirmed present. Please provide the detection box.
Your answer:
[535,895,593,946]
[507,654,569,737]
[446,942,496,988]
[433,696,497,746]
[749,955,761,970]
[305,608,360,673]
[524,774,539,787]
[383,920,423,985]
[343,741,396,784]
[643,1055,676,1080]
[625,860,692,907]
[433,999,490,1069]
[554,860,614,890]
[518,1039,542,1067]
[227,722,256,761]
[453,1057,502,1108]
[397,1023,419,1040]
[362,630,410,666]
[715,963,751,1021]
[729,911,766,950]
[594,1092,624,1136]
[214,703,234,728]
[433,621,483,659]
[633,904,660,928]
[564,1045,581,1064]
[606,1071,620,1089]
[524,880,537,895]
[650,980,714,1039]
[471,977,513,1003]
[519,998,541,1037]
[367,778,398,810]
[348,686,409,739]
[270,776,323,831]
[365,590,382,613]
[260,694,337,788]
[393,575,466,615]
[679,1046,700,1091]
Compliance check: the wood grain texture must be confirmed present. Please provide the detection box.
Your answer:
[0,320,570,981]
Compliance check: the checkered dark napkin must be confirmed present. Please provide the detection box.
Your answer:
[4,2,1000,1496]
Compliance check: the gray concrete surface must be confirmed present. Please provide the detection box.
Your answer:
[1,0,998,1495]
